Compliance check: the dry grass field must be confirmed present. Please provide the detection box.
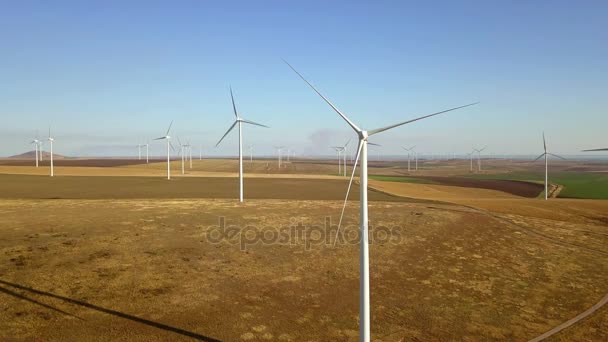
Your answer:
[0,159,607,341]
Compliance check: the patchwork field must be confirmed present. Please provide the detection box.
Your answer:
[0,158,607,341]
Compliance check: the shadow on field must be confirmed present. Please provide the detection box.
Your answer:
[0,279,221,342]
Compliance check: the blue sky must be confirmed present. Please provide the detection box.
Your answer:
[1,0,607,157]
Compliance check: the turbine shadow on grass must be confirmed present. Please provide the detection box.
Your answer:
[0,279,221,342]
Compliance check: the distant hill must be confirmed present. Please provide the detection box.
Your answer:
[9,150,66,159]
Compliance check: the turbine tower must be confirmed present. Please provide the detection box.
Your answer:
[47,127,55,177]
[177,137,187,175]
[216,87,268,203]
[145,142,149,164]
[153,121,174,180]
[331,146,343,175]
[285,60,477,342]
[534,133,565,200]
[137,143,144,160]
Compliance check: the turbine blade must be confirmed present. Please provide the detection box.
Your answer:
[543,132,547,152]
[230,86,238,118]
[582,148,608,152]
[368,142,381,146]
[368,102,479,136]
[334,139,364,247]
[170,141,176,152]
[282,59,362,133]
[533,153,546,162]
[548,153,567,160]
[165,120,173,136]
[410,145,416,150]
[153,136,167,140]
[241,118,269,128]
[344,138,351,148]
[215,121,238,147]
[177,136,182,147]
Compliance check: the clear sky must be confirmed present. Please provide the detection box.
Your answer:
[1,0,607,158]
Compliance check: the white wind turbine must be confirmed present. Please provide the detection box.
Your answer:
[30,132,41,167]
[47,127,55,177]
[188,141,193,169]
[331,146,343,175]
[177,137,187,175]
[248,145,254,164]
[136,143,144,160]
[401,145,415,171]
[153,121,175,180]
[285,60,478,342]
[534,133,565,200]
[274,146,285,168]
[467,151,474,172]
[216,87,268,203]
[338,139,352,176]
[145,142,149,164]
[474,146,486,171]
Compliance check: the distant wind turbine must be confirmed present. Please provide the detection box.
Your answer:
[216,87,269,203]
[466,151,474,172]
[136,143,144,160]
[153,121,175,180]
[402,145,415,171]
[177,137,187,175]
[285,59,478,342]
[47,127,55,177]
[30,132,41,167]
[145,142,149,164]
[474,146,486,171]
[534,133,566,200]
[274,146,285,168]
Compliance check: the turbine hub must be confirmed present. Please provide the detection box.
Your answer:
[360,130,368,140]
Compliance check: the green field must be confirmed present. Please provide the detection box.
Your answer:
[466,172,608,199]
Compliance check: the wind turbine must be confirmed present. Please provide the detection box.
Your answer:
[401,145,415,171]
[153,121,174,180]
[285,60,477,342]
[339,139,352,176]
[188,141,193,169]
[274,146,285,168]
[145,142,149,164]
[534,133,566,200]
[466,151,474,172]
[136,143,144,160]
[473,146,486,171]
[216,87,268,203]
[331,146,343,175]
[47,127,55,177]
[177,137,187,175]
[248,145,254,164]
[30,133,41,167]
